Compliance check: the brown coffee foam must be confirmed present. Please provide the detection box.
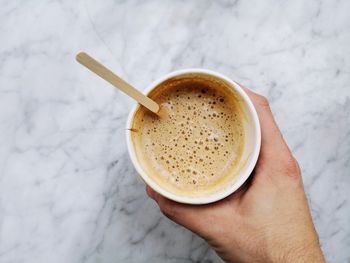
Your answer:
[131,73,246,197]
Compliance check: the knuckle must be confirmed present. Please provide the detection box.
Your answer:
[294,158,301,174]
[159,201,178,219]
[282,155,301,178]
[257,95,270,108]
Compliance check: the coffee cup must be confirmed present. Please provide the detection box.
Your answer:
[126,69,261,204]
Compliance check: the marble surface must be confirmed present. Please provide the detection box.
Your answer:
[0,0,349,262]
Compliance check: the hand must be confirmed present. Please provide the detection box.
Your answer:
[146,87,325,263]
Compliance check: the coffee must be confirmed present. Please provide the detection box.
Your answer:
[131,73,246,197]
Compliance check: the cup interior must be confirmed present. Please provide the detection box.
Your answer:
[126,69,261,204]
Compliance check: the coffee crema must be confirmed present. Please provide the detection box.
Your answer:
[131,74,246,197]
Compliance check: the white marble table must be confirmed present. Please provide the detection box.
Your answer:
[1,0,349,262]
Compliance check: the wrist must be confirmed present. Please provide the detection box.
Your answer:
[273,241,325,263]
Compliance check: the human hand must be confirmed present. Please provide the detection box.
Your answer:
[146,87,325,263]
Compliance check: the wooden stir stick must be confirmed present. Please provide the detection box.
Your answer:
[76,52,160,114]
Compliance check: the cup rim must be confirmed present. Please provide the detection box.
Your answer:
[126,68,261,204]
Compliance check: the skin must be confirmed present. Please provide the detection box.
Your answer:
[146,87,325,263]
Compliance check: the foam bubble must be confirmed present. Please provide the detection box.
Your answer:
[135,79,245,191]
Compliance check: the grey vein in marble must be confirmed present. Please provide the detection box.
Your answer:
[0,0,349,262]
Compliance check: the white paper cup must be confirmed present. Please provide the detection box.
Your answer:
[126,69,261,204]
